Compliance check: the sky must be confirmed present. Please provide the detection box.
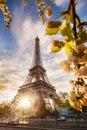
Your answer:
[0,0,87,102]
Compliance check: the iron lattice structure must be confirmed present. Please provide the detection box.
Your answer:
[11,37,58,119]
[19,37,58,109]
[23,37,50,85]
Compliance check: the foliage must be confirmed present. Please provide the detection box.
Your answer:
[50,95,63,110]
[36,0,54,23]
[45,21,62,35]
[82,106,87,112]
[44,0,87,112]
[50,110,59,119]
[0,1,12,28]
[63,99,70,109]
[0,0,28,28]
[0,0,55,28]
[0,102,9,117]
[58,92,69,102]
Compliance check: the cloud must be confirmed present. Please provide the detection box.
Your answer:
[54,0,87,19]
[0,84,16,102]
[54,0,86,9]
[77,0,86,10]
[54,0,69,7]
[0,37,7,57]
[0,5,74,102]
[0,84,7,92]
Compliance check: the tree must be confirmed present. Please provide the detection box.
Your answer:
[0,0,54,28]
[44,0,87,112]
[0,0,28,28]
[59,92,69,102]
[0,102,10,122]
[82,106,87,112]
[50,94,63,110]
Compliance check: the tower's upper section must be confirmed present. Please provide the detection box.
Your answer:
[23,37,51,85]
[31,37,43,68]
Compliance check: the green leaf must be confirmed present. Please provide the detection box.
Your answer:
[76,30,87,45]
[61,23,74,42]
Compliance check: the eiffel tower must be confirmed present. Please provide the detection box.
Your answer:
[10,37,58,119]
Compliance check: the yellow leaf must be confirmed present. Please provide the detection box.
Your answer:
[69,98,82,112]
[69,92,83,112]
[61,23,74,42]
[79,99,83,104]
[61,11,69,20]
[51,41,65,53]
[45,21,62,35]
[51,45,61,53]
[45,27,60,35]
[64,41,74,55]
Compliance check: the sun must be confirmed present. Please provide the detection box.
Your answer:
[19,97,31,108]
[17,94,32,109]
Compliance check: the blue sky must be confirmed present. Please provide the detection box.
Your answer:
[0,0,87,102]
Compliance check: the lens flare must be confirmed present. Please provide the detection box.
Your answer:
[19,97,31,108]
